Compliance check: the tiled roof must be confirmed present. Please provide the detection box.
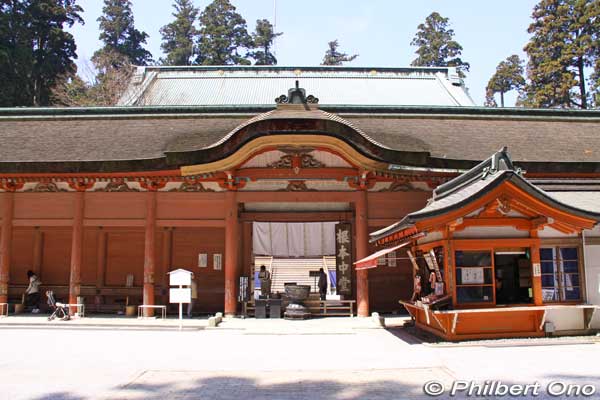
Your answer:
[118,66,475,107]
[370,149,600,243]
[1,108,600,173]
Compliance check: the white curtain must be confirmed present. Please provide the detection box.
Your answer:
[305,222,324,256]
[271,223,288,256]
[252,222,271,255]
[253,222,337,257]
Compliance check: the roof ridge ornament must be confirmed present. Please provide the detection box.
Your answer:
[275,80,319,106]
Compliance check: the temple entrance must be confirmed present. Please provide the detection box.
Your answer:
[494,250,533,305]
[251,222,338,299]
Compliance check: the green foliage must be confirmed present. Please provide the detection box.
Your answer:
[93,0,152,66]
[522,0,600,109]
[410,12,469,77]
[160,0,199,66]
[485,55,526,107]
[250,19,282,65]
[0,0,83,106]
[321,40,358,66]
[197,0,252,65]
[52,50,134,106]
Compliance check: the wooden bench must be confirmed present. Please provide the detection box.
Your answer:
[306,300,356,317]
[138,305,167,319]
[243,299,355,317]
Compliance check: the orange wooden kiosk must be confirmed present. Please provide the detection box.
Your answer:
[359,148,600,340]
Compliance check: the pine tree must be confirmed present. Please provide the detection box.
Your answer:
[197,0,252,65]
[93,0,152,67]
[522,0,600,109]
[320,40,358,66]
[160,0,199,66]
[250,19,282,65]
[410,12,469,77]
[485,55,526,107]
[0,0,83,106]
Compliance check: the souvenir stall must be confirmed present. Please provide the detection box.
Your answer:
[359,149,600,341]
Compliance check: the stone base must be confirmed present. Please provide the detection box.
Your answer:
[284,303,311,320]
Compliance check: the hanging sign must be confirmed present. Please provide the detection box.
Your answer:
[335,223,353,296]
[532,263,541,277]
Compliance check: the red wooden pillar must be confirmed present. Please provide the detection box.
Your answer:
[355,190,370,317]
[96,228,106,289]
[143,191,157,317]
[32,228,43,275]
[0,192,14,304]
[224,190,239,316]
[69,191,84,313]
[161,228,172,305]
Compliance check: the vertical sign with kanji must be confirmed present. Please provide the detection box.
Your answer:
[335,223,353,296]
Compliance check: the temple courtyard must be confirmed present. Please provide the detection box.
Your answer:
[1,318,599,400]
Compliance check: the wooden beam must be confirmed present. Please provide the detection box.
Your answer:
[237,191,360,203]
[240,211,352,222]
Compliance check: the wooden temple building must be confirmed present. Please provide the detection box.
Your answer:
[0,66,599,336]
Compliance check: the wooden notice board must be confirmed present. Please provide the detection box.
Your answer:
[335,223,353,296]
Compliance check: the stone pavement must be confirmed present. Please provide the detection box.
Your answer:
[0,314,209,330]
[0,314,396,332]
[1,316,599,400]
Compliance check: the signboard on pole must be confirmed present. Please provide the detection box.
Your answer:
[167,268,193,330]
[335,223,353,296]
[169,268,192,286]
[169,288,191,303]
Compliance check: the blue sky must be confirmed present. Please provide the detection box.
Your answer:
[68,0,540,106]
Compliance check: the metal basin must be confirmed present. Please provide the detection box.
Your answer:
[284,284,311,303]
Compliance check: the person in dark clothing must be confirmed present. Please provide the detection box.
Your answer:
[25,270,41,313]
[318,268,328,301]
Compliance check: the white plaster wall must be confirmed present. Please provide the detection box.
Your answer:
[584,244,600,329]
[538,226,578,238]
[584,225,600,238]
[417,231,443,244]
[545,309,585,331]
[453,226,529,239]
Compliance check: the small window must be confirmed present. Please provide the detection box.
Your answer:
[540,247,581,302]
[455,250,494,304]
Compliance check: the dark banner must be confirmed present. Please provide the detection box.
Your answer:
[335,223,353,296]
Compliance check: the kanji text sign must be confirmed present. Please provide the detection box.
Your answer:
[336,223,353,296]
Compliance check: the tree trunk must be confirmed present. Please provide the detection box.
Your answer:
[578,57,587,109]
[500,91,505,108]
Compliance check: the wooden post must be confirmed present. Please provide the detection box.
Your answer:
[0,193,14,304]
[161,228,172,305]
[355,190,370,317]
[69,191,84,314]
[224,190,239,316]
[143,191,157,317]
[32,228,43,275]
[96,229,106,289]
[531,242,543,306]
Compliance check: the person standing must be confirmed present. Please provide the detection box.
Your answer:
[318,268,328,301]
[25,270,41,313]
[258,265,271,298]
[187,275,198,318]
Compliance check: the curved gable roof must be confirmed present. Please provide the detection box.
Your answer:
[370,149,600,243]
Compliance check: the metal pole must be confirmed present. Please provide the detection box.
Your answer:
[179,284,182,331]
